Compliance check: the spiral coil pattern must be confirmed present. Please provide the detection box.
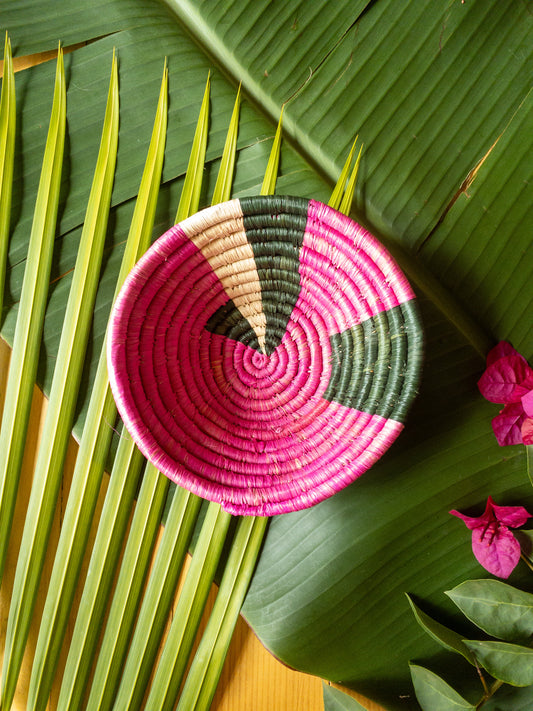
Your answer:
[108,197,423,516]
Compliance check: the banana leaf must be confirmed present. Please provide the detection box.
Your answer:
[1,1,532,710]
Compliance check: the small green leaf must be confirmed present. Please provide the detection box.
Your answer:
[211,84,240,205]
[406,594,476,664]
[175,74,210,223]
[322,683,368,711]
[464,640,533,687]
[446,580,533,645]
[409,664,476,711]
[260,106,283,196]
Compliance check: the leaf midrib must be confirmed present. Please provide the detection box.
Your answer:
[162,0,373,187]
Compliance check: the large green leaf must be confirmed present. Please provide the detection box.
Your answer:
[1,1,532,710]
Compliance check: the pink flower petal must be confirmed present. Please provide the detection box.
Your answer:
[449,508,486,531]
[524,374,533,393]
[478,356,533,404]
[522,390,533,417]
[491,500,532,528]
[492,403,527,446]
[486,341,523,366]
[471,525,521,578]
[450,497,497,530]
[521,417,533,445]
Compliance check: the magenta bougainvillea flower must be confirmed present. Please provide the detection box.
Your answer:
[477,341,533,446]
[450,496,532,578]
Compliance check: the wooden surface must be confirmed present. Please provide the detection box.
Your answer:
[0,334,384,710]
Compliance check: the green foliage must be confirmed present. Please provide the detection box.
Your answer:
[0,1,532,710]
[0,34,15,321]
[1,54,119,710]
[0,47,65,588]
[464,640,533,688]
[406,594,476,665]
[27,61,169,711]
[446,580,533,645]
[482,683,533,711]
[409,664,476,711]
[322,683,369,711]
[410,578,533,709]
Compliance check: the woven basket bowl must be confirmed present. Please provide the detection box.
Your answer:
[107,196,423,516]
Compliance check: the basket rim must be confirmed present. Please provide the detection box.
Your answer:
[107,195,424,516]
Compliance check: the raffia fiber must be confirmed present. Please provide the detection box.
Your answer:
[107,197,423,516]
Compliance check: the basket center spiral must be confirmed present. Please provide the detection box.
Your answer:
[107,196,423,516]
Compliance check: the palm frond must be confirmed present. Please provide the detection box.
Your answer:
[0,47,65,594]
[84,463,169,711]
[27,60,169,711]
[57,437,145,710]
[1,49,118,710]
[0,33,15,324]
[141,503,232,710]
[260,106,283,197]
[329,137,361,214]
[176,74,210,223]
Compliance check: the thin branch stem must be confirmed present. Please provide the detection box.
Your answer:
[520,551,533,573]
[476,679,504,710]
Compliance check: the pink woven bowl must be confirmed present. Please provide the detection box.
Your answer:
[107,196,423,516]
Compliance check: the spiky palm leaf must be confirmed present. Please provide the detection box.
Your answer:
[0,35,359,711]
